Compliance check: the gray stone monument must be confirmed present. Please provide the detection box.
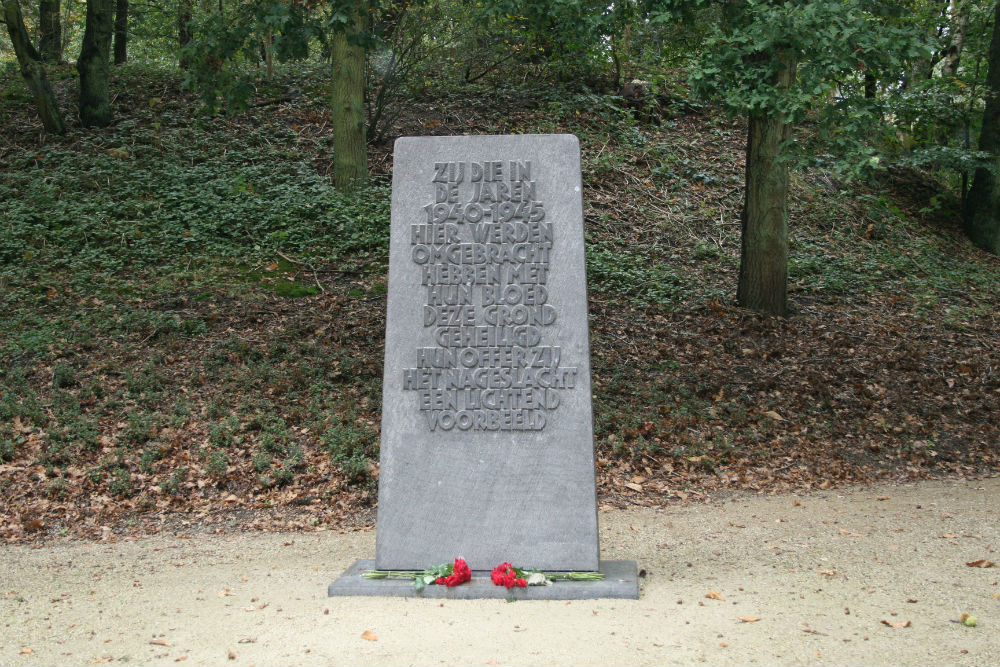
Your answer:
[329,135,637,599]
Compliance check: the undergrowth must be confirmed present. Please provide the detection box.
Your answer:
[0,62,998,534]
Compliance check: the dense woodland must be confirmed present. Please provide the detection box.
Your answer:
[1,0,999,540]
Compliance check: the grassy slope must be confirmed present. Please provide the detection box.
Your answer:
[1,64,998,540]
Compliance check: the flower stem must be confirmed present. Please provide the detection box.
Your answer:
[543,571,605,581]
[361,570,424,580]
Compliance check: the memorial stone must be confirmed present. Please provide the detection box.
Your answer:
[329,135,637,599]
[376,134,598,571]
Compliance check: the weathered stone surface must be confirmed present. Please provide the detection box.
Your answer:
[376,135,599,571]
[328,560,638,599]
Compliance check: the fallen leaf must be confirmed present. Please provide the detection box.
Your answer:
[876,496,890,501]
[22,518,45,532]
[624,482,643,492]
[705,590,725,601]
[737,616,761,623]
[880,620,911,628]
[174,657,188,662]
[764,410,784,421]
[939,533,958,539]
[218,588,233,597]
[966,560,996,568]
[361,630,378,641]
[150,640,171,647]
[839,529,867,537]
[19,648,32,655]
[906,598,918,603]
[815,569,836,577]
[228,651,236,660]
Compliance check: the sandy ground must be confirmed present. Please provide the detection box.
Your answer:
[1,477,998,666]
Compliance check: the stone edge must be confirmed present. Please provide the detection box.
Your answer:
[328,559,639,600]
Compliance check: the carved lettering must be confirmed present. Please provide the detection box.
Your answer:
[403,158,570,432]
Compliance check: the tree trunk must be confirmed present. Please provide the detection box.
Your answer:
[77,0,113,127]
[38,0,61,63]
[263,28,274,79]
[864,72,876,99]
[178,0,192,68]
[737,51,795,316]
[941,0,968,77]
[113,0,127,64]
[964,1,1000,254]
[2,0,65,133]
[331,0,368,191]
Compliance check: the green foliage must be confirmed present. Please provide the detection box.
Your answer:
[681,1,928,120]
[0,388,46,426]
[109,464,133,498]
[586,243,695,307]
[52,363,77,388]
[210,418,239,448]
[0,431,22,463]
[206,449,230,478]
[0,131,389,272]
[181,0,318,112]
[124,411,157,444]
[654,0,933,181]
[321,417,376,484]
[252,416,304,488]
[159,466,188,495]
[45,477,69,499]
[0,86,391,359]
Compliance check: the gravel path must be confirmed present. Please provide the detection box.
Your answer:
[2,477,998,666]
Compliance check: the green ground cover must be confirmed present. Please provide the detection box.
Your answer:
[1,64,998,538]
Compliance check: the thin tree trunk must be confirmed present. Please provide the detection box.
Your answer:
[964,1,1000,254]
[331,0,368,191]
[77,0,113,127]
[264,28,274,79]
[113,0,127,64]
[864,72,876,99]
[38,0,61,63]
[941,0,968,77]
[737,51,795,316]
[178,0,192,68]
[2,0,65,133]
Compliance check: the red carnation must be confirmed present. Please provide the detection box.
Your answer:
[491,562,526,589]
[439,558,471,587]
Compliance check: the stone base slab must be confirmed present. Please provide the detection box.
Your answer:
[328,559,639,600]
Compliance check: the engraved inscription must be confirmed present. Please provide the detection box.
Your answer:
[401,160,574,432]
